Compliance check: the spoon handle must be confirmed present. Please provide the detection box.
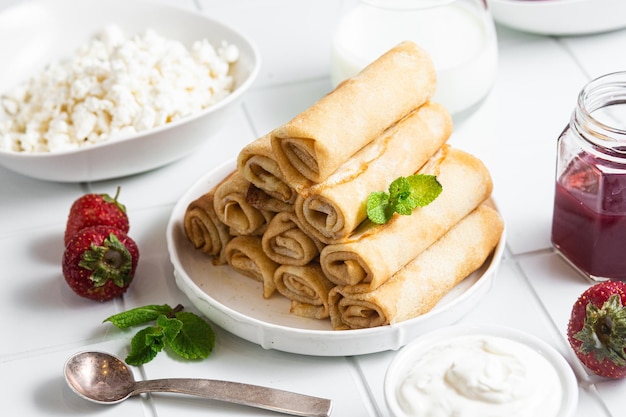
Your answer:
[131,378,332,417]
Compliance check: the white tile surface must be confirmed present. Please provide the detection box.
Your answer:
[196,0,343,87]
[1,340,142,416]
[2,0,626,416]
[561,29,626,79]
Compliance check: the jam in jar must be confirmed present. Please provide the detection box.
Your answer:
[552,72,626,281]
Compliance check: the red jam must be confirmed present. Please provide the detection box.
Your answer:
[551,151,626,281]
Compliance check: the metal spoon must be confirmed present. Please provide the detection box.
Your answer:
[64,351,333,417]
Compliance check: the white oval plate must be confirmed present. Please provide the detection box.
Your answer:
[0,0,260,182]
[166,160,507,356]
[487,0,626,36]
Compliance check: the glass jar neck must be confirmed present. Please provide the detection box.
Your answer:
[573,71,626,160]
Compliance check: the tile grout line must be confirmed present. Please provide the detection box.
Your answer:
[554,37,593,82]
[346,355,384,417]
[505,244,616,417]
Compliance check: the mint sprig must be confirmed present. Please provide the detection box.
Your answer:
[366,174,442,224]
[104,304,215,366]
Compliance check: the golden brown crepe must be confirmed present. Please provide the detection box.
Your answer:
[237,133,297,204]
[224,235,278,299]
[273,263,336,320]
[270,41,437,190]
[295,101,452,244]
[261,211,325,266]
[246,183,294,214]
[320,145,493,290]
[213,170,274,236]
[329,204,504,330]
[183,189,232,265]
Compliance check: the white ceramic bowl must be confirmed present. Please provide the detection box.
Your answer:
[384,324,578,417]
[487,0,626,36]
[0,0,260,182]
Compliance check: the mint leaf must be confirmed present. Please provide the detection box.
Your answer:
[406,174,442,207]
[366,191,393,224]
[167,311,216,360]
[126,327,162,365]
[144,327,167,353]
[157,314,184,341]
[104,304,174,329]
[103,304,215,365]
[366,174,443,224]
[389,177,414,215]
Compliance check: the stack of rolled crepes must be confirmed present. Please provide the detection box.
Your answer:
[183,40,504,329]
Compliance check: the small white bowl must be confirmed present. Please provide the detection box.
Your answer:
[487,0,626,36]
[0,0,260,182]
[384,324,578,417]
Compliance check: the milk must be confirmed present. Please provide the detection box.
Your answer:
[331,0,498,115]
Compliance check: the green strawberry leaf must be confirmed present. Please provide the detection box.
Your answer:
[101,186,127,214]
[167,311,216,360]
[575,294,626,366]
[80,233,133,288]
[104,304,174,329]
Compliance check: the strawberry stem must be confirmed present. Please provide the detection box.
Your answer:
[575,294,626,366]
[101,186,127,214]
[113,186,121,201]
[79,233,133,288]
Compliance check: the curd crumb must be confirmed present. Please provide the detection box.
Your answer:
[0,25,240,153]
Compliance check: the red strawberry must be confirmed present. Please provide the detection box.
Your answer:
[64,187,129,246]
[567,281,626,379]
[62,225,139,302]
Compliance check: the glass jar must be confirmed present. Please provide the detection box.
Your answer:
[551,72,626,282]
[330,0,498,116]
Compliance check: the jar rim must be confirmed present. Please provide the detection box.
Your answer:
[574,71,626,149]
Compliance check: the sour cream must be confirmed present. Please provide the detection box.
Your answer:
[396,335,562,417]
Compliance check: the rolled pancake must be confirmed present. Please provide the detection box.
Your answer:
[262,211,325,266]
[213,170,274,236]
[273,263,336,320]
[237,134,297,204]
[183,189,232,265]
[246,183,294,214]
[295,102,452,244]
[270,41,436,189]
[329,204,504,330]
[320,145,493,290]
[224,235,278,299]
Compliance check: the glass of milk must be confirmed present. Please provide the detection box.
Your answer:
[331,0,498,116]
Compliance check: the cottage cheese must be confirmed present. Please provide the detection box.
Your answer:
[0,25,239,153]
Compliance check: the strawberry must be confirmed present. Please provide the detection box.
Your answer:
[567,281,626,379]
[62,225,139,302]
[64,187,129,246]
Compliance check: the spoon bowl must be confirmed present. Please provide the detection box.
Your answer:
[65,351,137,404]
[64,351,333,417]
